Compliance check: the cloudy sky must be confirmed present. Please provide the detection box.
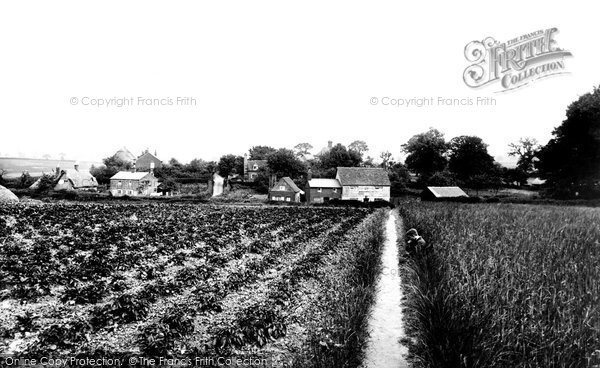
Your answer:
[0,1,598,165]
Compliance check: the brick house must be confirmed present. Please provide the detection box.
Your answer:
[243,154,268,182]
[336,167,391,202]
[136,150,162,172]
[305,178,342,203]
[269,177,304,202]
[110,171,159,197]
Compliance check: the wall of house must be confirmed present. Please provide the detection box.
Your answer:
[136,156,162,171]
[341,185,390,201]
[110,179,159,196]
[306,187,342,203]
[269,190,300,202]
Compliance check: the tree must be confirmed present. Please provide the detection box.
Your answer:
[294,143,313,157]
[349,140,369,157]
[248,146,277,160]
[537,86,600,197]
[379,151,395,170]
[388,162,410,196]
[427,170,456,187]
[448,135,496,184]
[319,144,362,170]
[266,148,306,179]
[508,137,540,177]
[402,128,448,180]
[90,154,133,185]
[217,154,244,178]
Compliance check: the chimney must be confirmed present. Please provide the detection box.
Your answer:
[55,165,61,178]
[243,153,248,180]
[328,140,333,148]
[131,162,136,173]
[307,168,312,181]
[74,162,79,172]
[150,162,155,173]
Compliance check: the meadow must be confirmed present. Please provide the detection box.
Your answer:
[398,200,600,368]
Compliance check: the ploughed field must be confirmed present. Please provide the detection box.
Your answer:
[399,201,600,368]
[0,203,382,365]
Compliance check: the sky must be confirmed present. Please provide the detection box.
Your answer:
[0,1,598,166]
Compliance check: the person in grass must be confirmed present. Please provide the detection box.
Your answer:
[405,228,430,257]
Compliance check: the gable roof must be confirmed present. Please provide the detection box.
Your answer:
[425,186,468,198]
[336,167,391,186]
[271,177,304,193]
[137,151,162,162]
[307,178,342,188]
[58,169,98,188]
[110,171,156,180]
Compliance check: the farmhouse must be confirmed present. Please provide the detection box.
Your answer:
[269,177,304,202]
[110,171,159,197]
[421,186,468,201]
[305,178,342,203]
[243,154,267,182]
[136,150,162,172]
[336,167,391,202]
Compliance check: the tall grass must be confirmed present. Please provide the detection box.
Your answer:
[398,200,600,368]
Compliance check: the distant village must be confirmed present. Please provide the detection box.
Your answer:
[0,129,559,204]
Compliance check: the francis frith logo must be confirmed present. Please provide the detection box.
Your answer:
[463,28,572,92]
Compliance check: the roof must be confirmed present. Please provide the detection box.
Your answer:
[137,151,162,162]
[336,167,391,186]
[425,186,468,198]
[246,160,267,170]
[110,171,156,180]
[114,147,136,163]
[272,177,304,193]
[0,185,18,203]
[307,178,342,188]
[58,169,98,188]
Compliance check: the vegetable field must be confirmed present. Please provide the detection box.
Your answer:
[0,203,385,366]
[399,201,600,368]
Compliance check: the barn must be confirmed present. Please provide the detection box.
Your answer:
[110,171,159,197]
[336,167,391,202]
[421,186,468,201]
[305,178,342,203]
[269,177,304,202]
[136,151,162,172]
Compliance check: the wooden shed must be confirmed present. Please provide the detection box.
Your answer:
[421,186,468,201]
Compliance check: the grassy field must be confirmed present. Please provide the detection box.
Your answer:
[398,200,600,368]
[0,203,386,367]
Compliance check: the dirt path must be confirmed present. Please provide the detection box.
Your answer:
[362,210,409,368]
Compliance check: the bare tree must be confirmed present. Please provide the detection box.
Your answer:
[294,143,313,157]
[349,140,369,156]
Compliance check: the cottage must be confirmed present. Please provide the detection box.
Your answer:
[136,150,162,172]
[110,171,159,197]
[30,163,98,191]
[305,178,342,203]
[336,167,391,202]
[421,186,468,201]
[54,164,98,191]
[269,177,304,202]
[243,154,268,182]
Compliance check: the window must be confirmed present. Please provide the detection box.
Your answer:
[285,197,291,202]
[317,188,322,193]
[279,186,286,191]
[118,181,122,187]
[375,186,380,189]
[118,190,122,194]
[333,189,337,193]
[253,164,258,170]
[128,181,132,187]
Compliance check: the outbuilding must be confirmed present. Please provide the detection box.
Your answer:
[421,186,468,201]
[269,177,304,202]
[305,178,342,203]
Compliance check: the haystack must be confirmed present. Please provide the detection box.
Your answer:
[0,185,18,203]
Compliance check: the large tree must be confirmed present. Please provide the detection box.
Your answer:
[248,146,277,160]
[448,135,496,184]
[537,86,600,197]
[293,143,313,157]
[349,140,369,157]
[402,128,448,179]
[266,148,306,179]
[90,154,133,185]
[508,137,540,175]
[319,143,362,170]
[217,154,244,178]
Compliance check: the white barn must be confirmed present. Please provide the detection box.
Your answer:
[336,167,391,202]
